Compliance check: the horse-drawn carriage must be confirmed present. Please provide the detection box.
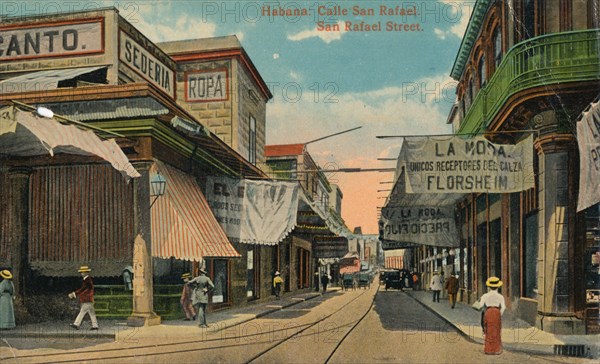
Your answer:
[342,273,355,291]
[357,272,371,289]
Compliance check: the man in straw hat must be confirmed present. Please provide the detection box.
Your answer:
[68,266,99,330]
[180,273,196,321]
[273,271,283,300]
[187,267,214,328]
[0,270,15,329]
[478,276,506,354]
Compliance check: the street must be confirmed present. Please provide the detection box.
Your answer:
[1,284,596,363]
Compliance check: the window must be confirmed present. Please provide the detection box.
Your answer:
[493,26,503,68]
[206,259,229,304]
[249,115,256,165]
[523,0,535,39]
[523,213,538,298]
[478,56,486,89]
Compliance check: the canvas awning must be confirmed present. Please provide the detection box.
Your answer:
[577,98,600,212]
[0,106,140,179]
[0,66,107,93]
[151,160,240,260]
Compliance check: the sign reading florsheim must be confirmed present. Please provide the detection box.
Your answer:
[380,205,459,247]
[398,135,534,193]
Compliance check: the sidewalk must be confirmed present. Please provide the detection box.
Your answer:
[0,289,330,342]
[405,290,600,359]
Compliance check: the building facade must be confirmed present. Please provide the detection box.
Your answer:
[436,0,600,334]
[0,8,281,323]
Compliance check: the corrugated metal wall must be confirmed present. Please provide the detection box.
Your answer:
[29,165,134,265]
[0,172,11,263]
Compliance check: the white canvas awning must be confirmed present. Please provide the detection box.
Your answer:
[0,66,107,93]
[0,106,140,179]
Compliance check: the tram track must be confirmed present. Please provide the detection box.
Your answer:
[2,286,377,363]
[245,284,379,364]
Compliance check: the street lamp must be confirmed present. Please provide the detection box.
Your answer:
[150,172,166,207]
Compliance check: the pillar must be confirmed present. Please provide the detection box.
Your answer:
[535,133,583,334]
[8,167,31,298]
[127,162,160,327]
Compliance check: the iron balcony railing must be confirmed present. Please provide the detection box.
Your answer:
[458,29,600,134]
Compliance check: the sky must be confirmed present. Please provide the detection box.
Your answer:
[2,0,474,234]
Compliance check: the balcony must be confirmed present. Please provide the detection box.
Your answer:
[458,29,600,134]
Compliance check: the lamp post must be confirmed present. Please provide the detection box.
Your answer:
[150,173,166,207]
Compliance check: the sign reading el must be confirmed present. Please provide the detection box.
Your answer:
[119,30,175,99]
[186,69,228,102]
[0,19,104,61]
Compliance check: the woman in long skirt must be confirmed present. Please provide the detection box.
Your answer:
[479,277,505,354]
[0,270,16,329]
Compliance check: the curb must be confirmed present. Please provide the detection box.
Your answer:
[405,292,599,359]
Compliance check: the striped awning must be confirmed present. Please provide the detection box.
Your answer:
[151,160,240,260]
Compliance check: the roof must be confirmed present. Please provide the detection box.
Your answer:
[450,0,491,80]
[159,35,273,101]
[265,144,305,157]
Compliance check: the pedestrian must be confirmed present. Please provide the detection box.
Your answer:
[430,272,443,302]
[188,268,214,328]
[0,270,15,329]
[180,273,196,321]
[479,277,506,355]
[68,266,99,330]
[321,272,329,294]
[273,271,283,299]
[445,273,460,309]
[412,272,419,291]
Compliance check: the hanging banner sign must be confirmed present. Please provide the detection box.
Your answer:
[205,177,299,245]
[398,135,535,193]
[577,101,600,211]
[379,205,459,248]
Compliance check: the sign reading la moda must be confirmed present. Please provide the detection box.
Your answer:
[186,69,228,102]
[0,19,103,61]
[119,30,174,99]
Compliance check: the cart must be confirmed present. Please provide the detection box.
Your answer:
[342,273,355,291]
[357,273,371,289]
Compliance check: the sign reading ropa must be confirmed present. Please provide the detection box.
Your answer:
[119,30,174,99]
[186,69,228,102]
[380,206,459,247]
[398,135,534,193]
[0,19,104,61]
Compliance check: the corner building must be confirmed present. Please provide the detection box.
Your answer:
[442,0,600,334]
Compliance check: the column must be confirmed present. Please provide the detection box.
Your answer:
[127,162,160,327]
[8,168,31,298]
[535,134,582,334]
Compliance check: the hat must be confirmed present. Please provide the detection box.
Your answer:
[181,273,192,279]
[0,270,12,279]
[275,271,280,276]
[486,277,503,288]
[78,266,91,273]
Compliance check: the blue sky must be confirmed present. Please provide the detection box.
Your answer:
[2,0,474,233]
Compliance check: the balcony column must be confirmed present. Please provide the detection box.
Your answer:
[534,132,582,334]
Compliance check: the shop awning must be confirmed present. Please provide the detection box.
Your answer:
[0,66,107,93]
[0,106,140,179]
[151,160,240,260]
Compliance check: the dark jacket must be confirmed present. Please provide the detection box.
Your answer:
[445,276,459,294]
[74,276,94,303]
[320,274,330,285]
